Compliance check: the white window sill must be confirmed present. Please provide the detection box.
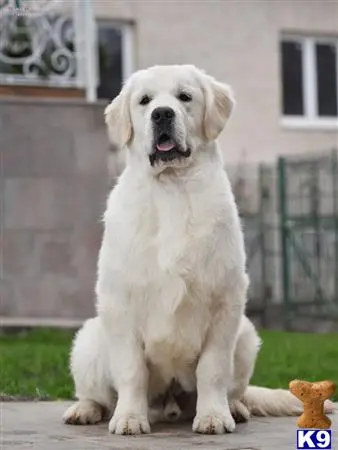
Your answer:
[281,117,338,130]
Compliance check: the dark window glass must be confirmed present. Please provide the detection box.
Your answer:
[281,41,304,115]
[97,26,123,100]
[316,43,337,117]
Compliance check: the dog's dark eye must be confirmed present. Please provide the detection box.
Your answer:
[139,95,151,106]
[178,92,192,102]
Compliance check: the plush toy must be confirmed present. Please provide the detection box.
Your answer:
[289,379,336,429]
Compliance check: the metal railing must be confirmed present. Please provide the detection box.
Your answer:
[0,0,98,101]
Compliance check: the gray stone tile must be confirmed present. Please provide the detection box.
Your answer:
[4,178,76,229]
[0,281,15,315]
[39,234,75,276]
[9,274,75,318]
[72,176,108,224]
[4,179,53,229]
[3,134,74,178]
[74,133,109,175]
[2,230,37,277]
[71,224,102,286]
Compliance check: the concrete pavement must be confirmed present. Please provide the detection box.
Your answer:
[1,402,337,450]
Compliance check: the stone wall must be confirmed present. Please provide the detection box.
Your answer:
[1,99,111,321]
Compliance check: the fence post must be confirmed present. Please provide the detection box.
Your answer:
[258,164,268,327]
[278,157,291,330]
[332,149,338,308]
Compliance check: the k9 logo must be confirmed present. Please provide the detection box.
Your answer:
[297,429,332,449]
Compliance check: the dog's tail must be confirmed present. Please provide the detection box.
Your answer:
[242,386,335,417]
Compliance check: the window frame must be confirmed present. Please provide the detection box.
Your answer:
[280,34,338,130]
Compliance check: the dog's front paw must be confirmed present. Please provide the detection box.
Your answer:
[109,413,150,435]
[193,411,236,434]
[63,400,103,425]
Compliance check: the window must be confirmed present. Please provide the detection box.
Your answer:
[280,35,338,128]
[0,4,134,102]
[316,43,337,117]
[96,22,133,101]
[281,41,304,116]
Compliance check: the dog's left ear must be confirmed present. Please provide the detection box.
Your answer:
[104,85,133,148]
[202,75,235,141]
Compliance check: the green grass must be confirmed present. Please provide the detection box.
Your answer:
[1,328,337,401]
[0,328,75,400]
[251,330,338,401]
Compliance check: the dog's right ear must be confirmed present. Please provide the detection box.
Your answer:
[104,85,133,148]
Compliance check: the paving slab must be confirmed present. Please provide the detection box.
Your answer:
[1,402,337,450]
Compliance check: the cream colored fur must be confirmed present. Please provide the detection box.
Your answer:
[63,65,334,435]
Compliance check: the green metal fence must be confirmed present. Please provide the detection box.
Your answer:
[231,149,338,329]
[278,149,338,327]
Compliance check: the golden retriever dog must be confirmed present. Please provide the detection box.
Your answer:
[63,65,334,435]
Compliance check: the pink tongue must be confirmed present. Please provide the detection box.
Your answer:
[156,142,175,152]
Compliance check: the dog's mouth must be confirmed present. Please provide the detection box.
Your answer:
[149,133,191,166]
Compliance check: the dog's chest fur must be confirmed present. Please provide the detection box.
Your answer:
[98,166,242,385]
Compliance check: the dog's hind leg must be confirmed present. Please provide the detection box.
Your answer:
[63,317,116,425]
[228,316,261,423]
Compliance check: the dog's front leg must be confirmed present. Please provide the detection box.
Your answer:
[107,335,150,435]
[193,284,246,434]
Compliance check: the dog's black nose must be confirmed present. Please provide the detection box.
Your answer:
[151,107,175,124]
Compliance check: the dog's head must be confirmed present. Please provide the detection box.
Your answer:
[105,65,235,172]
